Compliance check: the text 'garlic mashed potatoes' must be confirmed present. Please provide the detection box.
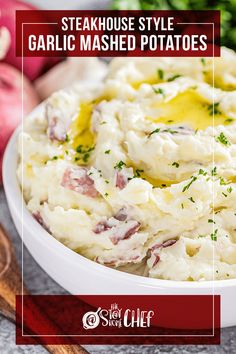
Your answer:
[18,47,236,281]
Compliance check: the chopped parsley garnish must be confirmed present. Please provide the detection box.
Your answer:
[105,149,111,154]
[188,197,195,203]
[216,132,230,146]
[222,192,228,197]
[207,102,221,116]
[224,118,234,124]
[182,176,197,193]
[219,176,227,185]
[208,219,215,224]
[76,145,92,154]
[100,121,107,125]
[201,58,206,66]
[157,69,164,80]
[114,160,126,170]
[211,229,218,241]
[134,169,144,178]
[105,180,109,184]
[227,186,232,193]
[52,156,58,160]
[152,87,165,96]
[104,192,109,197]
[162,128,178,134]
[148,128,160,137]
[172,162,179,168]
[148,127,178,137]
[83,154,90,163]
[181,203,184,209]
[211,167,217,176]
[65,134,70,142]
[198,169,207,176]
[75,145,95,163]
[167,74,182,82]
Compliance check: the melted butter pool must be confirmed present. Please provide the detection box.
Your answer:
[69,102,95,150]
[139,172,176,188]
[151,90,228,130]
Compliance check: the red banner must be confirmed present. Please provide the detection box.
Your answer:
[16,10,220,57]
[16,295,220,345]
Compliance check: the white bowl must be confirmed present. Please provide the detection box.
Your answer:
[3,111,236,328]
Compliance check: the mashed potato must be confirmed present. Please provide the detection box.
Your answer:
[18,47,236,281]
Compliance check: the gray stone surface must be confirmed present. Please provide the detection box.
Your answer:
[0,187,235,353]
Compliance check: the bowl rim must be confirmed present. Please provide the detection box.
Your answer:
[3,117,236,291]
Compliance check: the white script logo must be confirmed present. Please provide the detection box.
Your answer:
[82,303,154,330]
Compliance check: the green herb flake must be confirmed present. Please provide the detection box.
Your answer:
[152,87,165,96]
[211,167,217,176]
[75,145,95,163]
[134,169,144,178]
[167,74,182,82]
[157,69,164,80]
[201,58,206,66]
[172,162,179,168]
[219,177,227,185]
[114,160,126,170]
[148,128,160,137]
[224,118,234,124]
[227,186,233,193]
[207,102,221,116]
[216,132,230,146]
[52,156,58,160]
[162,128,178,134]
[105,149,111,154]
[208,219,215,224]
[182,176,197,193]
[188,197,195,203]
[211,229,218,241]
[83,153,90,163]
[198,169,207,176]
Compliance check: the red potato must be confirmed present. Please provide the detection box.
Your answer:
[0,0,60,80]
[0,63,39,183]
[0,27,11,60]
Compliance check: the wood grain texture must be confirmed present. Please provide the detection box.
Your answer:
[0,224,88,354]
